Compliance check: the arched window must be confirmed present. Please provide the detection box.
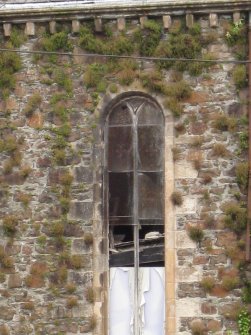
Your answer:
[104,94,165,335]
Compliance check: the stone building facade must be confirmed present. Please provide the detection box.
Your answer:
[0,1,251,334]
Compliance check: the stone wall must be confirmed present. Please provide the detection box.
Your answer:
[0,10,249,335]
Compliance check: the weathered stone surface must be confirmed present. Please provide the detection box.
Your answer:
[163,15,172,29]
[117,17,126,31]
[3,23,11,37]
[0,306,15,320]
[69,201,93,219]
[8,274,22,288]
[25,21,35,35]
[74,166,93,183]
[27,112,44,128]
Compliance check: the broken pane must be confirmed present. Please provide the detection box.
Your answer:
[138,172,163,219]
[137,126,163,171]
[109,172,133,218]
[108,127,133,171]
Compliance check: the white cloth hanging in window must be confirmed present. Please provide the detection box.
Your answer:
[109,267,165,335]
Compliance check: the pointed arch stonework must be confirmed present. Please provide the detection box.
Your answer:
[92,92,176,335]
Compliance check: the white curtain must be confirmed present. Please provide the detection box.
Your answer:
[109,267,165,335]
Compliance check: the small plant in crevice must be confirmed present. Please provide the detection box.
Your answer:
[188,226,204,245]
[84,232,93,246]
[23,93,42,117]
[85,286,95,303]
[200,276,215,293]
[70,255,84,269]
[223,202,247,234]
[235,162,248,191]
[2,215,19,237]
[232,65,247,89]
[212,113,237,132]
[239,131,248,153]
[212,143,229,157]
[66,296,78,309]
[222,275,239,291]
[170,191,183,206]
[172,147,181,161]
[238,309,251,335]
[164,98,182,118]
[190,319,206,335]
[65,282,77,294]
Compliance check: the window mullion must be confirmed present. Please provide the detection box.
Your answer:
[133,112,140,335]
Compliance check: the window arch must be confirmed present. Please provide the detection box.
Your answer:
[104,94,164,266]
[104,93,165,335]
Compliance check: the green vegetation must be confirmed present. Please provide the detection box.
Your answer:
[235,162,248,191]
[40,31,73,52]
[0,49,21,98]
[24,93,42,117]
[213,113,237,132]
[238,309,250,335]
[134,20,162,56]
[201,276,215,293]
[223,202,247,233]
[2,215,19,237]
[79,26,133,55]
[232,65,247,89]
[188,226,204,244]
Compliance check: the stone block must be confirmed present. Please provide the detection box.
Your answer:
[163,15,172,29]
[69,201,93,220]
[201,302,217,314]
[95,18,102,32]
[140,16,147,28]
[49,21,56,34]
[74,166,93,183]
[72,19,80,33]
[3,23,11,37]
[209,13,218,27]
[177,267,202,282]
[117,17,126,31]
[8,273,22,288]
[186,14,194,28]
[0,306,15,320]
[176,231,196,249]
[233,12,241,24]
[175,197,197,214]
[176,298,201,317]
[175,161,197,179]
[25,22,35,36]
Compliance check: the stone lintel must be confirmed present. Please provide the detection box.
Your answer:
[209,13,218,27]
[3,23,11,37]
[140,16,148,28]
[25,21,35,36]
[233,11,241,23]
[72,19,80,33]
[186,13,194,28]
[163,15,172,29]
[49,20,56,34]
[95,17,102,32]
[117,17,126,31]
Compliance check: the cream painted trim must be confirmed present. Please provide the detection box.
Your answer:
[164,116,176,335]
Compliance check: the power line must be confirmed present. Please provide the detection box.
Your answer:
[0,47,250,64]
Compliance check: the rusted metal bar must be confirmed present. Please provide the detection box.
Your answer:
[246,11,251,261]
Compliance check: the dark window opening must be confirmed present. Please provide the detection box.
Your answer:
[105,96,164,267]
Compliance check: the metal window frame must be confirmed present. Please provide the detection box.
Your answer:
[104,94,164,335]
